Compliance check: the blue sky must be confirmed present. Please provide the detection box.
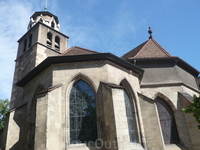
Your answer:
[0,0,200,99]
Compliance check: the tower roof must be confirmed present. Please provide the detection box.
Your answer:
[121,37,199,77]
[121,38,172,60]
[31,11,59,23]
[28,11,60,31]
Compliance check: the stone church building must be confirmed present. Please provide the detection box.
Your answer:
[0,11,200,150]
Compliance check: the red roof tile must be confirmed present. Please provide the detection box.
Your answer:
[121,39,172,60]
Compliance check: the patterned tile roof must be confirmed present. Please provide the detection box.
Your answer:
[121,40,148,60]
[60,46,101,56]
[121,38,172,60]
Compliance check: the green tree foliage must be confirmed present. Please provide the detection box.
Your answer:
[0,99,10,129]
[181,97,200,129]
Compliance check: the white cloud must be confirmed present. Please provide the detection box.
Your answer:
[0,0,65,99]
[0,0,36,99]
[0,0,146,99]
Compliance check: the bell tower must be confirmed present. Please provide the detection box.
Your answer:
[10,11,69,109]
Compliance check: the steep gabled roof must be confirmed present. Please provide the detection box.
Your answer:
[60,46,101,56]
[121,38,172,60]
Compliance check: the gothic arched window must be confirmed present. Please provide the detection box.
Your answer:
[124,90,138,143]
[46,32,52,48]
[156,98,180,144]
[70,80,97,144]
[55,36,60,51]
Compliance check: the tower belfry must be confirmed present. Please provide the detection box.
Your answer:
[10,11,69,108]
[27,11,60,31]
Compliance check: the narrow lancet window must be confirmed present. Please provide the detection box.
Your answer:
[70,80,97,144]
[28,34,32,48]
[124,90,138,143]
[156,98,180,144]
[23,39,27,52]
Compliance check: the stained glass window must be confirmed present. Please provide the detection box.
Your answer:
[156,98,180,144]
[124,90,138,143]
[70,80,97,144]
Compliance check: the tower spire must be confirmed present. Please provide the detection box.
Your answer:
[44,0,48,11]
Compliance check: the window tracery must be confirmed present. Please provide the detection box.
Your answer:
[124,90,138,143]
[156,98,180,144]
[70,80,97,144]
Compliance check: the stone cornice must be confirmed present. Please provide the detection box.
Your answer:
[141,82,200,93]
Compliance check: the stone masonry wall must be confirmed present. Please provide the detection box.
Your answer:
[141,84,200,150]
[138,94,165,150]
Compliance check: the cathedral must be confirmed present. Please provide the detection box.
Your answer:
[0,11,200,150]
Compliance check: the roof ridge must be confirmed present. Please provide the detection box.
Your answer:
[60,47,74,56]
[74,46,101,53]
[132,39,150,58]
[130,56,178,60]
[151,39,172,57]
[121,40,148,60]
[129,38,172,59]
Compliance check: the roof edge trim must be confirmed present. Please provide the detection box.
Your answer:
[16,53,144,87]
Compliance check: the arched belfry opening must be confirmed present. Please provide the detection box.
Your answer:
[69,79,98,144]
[55,36,60,51]
[155,97,180,144]
[46,32,52,48]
